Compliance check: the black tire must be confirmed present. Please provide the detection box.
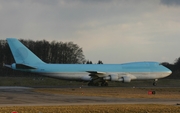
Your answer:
[153,82,157,86]
[101,81,108,87]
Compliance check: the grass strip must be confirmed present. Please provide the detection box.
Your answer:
[0,104,180,113]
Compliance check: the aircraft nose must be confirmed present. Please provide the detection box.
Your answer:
[168,69,172,75]
[164,67,172,76]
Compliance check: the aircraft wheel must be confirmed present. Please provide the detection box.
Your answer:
[153,82,157,86]
[88,81,99,86]
[88,81,93,86]
[94,82,99,86]
[88,82,91,86]
[153,79,158,86]
[101,81,108,87]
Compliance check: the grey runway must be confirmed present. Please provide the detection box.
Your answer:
[0,86,179,107]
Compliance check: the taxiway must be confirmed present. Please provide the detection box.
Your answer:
[0,86,179,107]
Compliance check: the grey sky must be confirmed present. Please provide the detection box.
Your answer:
[0,0,180,64]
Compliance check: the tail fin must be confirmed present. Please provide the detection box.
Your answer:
[6,38,45,65]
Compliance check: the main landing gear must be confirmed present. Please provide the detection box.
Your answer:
[88,81,99,86]
[101,81,108,87]
[88,80,108,87]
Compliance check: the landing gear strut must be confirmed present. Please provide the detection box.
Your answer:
[88,80,108,87]
[88,81,99,86]
[101,81,108,86]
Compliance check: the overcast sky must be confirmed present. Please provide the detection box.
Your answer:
[0,0,180,64]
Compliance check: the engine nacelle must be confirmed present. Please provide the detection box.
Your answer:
[81,75,92,81]
[122,76,131,82]
[104,74,122,82]
[104,74,131,82]
[110,74,119,81]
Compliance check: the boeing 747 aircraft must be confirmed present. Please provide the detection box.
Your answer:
[4,38,172,86]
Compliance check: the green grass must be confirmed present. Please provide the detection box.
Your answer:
[1,77,180,112]
[34,87,180,99]
[0,76,180,87]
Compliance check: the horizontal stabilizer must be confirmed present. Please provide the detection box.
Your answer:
[16,64,36,69]
[3,64,11,68]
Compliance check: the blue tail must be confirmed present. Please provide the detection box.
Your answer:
[6,38,45,65]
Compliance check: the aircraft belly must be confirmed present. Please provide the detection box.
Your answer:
[126,72,169,80]
[40,72,88,80]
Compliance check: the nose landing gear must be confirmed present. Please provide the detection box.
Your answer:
[153,79,158,86]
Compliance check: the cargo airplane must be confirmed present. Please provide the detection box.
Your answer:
[4,38,172,86]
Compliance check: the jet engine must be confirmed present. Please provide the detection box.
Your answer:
[104,74,131,82]
[122,76,131,82]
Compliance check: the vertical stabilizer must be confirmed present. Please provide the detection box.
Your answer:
[6,38,45,65]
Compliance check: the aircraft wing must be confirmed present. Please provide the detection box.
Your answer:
[87,71,137,80]
[86,71,107,77]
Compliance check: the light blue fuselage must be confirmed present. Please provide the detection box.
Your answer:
[13,62,171,81]
[6,38,172,85]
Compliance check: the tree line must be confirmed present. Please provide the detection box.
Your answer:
[0,39,87,63]
[161,58,180,79]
